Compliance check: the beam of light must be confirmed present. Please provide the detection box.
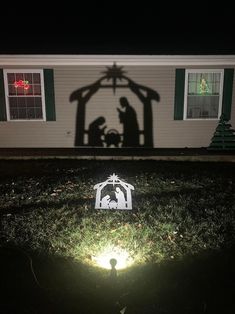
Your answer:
[92,246,133,270]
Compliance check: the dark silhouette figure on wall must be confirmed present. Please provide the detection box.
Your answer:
[117,97,139,147]
[126,79,160,147]
[104,129,121,147]
[88,116,106,146]
[70,63,160,147]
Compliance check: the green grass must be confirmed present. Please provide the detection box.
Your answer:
[0,160,235,313]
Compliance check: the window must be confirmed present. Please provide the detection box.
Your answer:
[3,69,46,121]
[184,69,224,120]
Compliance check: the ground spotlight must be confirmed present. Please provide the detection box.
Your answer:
[92,246,133,270]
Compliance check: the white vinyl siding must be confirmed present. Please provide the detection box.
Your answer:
[0,65,234,148]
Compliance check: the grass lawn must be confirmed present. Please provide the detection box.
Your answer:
[0,160,235,314]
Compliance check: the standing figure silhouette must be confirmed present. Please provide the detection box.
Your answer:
[117,97,139,147]
[115,187,126,209]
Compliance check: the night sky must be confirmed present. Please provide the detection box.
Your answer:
[1,3,235,54]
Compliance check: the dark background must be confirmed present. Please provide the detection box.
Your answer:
[1,2,235,54]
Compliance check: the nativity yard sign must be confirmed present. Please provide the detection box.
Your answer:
[94,174,134,210]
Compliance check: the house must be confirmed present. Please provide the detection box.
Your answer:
[0,54,235,156]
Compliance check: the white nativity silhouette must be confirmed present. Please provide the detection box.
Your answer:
[94,174,134,210]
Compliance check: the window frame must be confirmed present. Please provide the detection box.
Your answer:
[3,69,46,122]
[183,69,224,121]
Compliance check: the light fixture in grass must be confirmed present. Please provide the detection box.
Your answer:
[91,245,134,270]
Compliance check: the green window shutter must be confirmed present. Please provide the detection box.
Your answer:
[0,69,7,121]
[174,69,185,120]
[44,69,56,121]
[222,68,234,120]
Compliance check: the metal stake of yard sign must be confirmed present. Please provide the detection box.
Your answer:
[94,174,134,210]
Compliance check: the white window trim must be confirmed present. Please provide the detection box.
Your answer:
[183,69,224,121]
[3,69,46,122]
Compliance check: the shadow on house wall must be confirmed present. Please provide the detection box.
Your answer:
[70,63,160,148]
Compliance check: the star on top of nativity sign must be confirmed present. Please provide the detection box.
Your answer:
[94,174,134,210]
